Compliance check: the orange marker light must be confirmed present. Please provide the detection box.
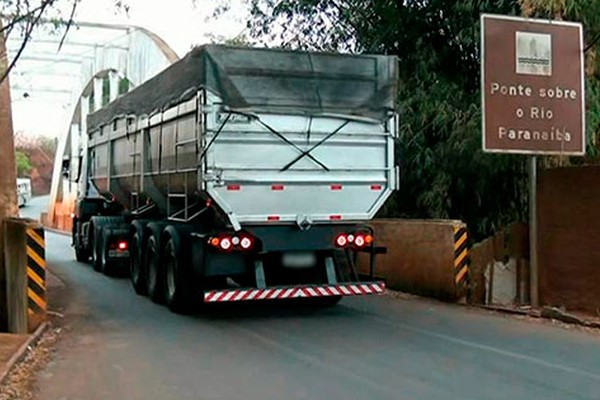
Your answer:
[365,235,374,244]
[210,237,220,247]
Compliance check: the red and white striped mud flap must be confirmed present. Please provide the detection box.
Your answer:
[204,281,386,303]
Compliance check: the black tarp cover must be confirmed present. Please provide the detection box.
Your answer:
[88,45,398,131]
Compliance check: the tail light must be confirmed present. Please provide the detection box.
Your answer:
[354,234,366,248]
[240,236,255,250]
[208,233,256,252]
[335,234,348,247]
[220,237,232,251]
[334,231,373,249]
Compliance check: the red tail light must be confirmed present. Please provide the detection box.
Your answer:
[208,233,256,252]
[117,241,128,251]
[354,234,366,248]
[335,234,348,247]
[240,236,254,250]
[334,232,373,249]
[220,237,232,251]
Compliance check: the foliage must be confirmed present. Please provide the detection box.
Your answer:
[243,1,526,239]
[519,0,600,160]
[240,0,600,240]
[15,150,31,176]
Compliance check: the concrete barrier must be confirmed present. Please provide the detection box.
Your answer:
[357,219,469,301]
[3,219,46,334]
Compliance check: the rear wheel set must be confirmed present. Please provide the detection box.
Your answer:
[134,225,198,314]
[164,235,196,314]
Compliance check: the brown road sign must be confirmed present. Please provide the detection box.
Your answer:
[481,14,585,155]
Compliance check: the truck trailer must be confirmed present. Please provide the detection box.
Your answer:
[71,45,399,313]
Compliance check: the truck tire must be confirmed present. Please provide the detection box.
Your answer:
[145,232,164,304]
[164,229,196,314]
[75,245,90,263]
[91,225,103,272]
[100,227,119,277]
[130,229,147,296]
[90,216,126,273]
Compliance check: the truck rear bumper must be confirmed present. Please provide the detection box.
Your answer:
[203,281,385,303]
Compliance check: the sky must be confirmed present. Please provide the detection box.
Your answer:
[8,0,250,137]
[72,0,249,57]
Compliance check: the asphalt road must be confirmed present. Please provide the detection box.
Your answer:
[22,197,600,400]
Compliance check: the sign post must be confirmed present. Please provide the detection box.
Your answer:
[481,14,585,307]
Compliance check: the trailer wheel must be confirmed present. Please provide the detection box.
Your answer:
[73,220,90,262]
[146,234,164,304]
[164,234,196,314]
[130,231,147,295]
[75,244,90,263]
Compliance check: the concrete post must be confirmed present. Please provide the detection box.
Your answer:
[529,156,539,307]
[0,19,19,331]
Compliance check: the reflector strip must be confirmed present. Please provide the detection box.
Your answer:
[371,185,383,191]
[267,216,281,221]
[330,215,342,221]
[331,184,343,191]
[227,185,241,191]
[203,282,386,303]
[271,185,285,191]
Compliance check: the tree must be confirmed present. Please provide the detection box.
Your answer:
[244,0,600,240]
[519,0,600,159]
[14,150,31,176]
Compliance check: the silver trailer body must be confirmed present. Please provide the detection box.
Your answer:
[88,91,397,230]
[85,46,399,230]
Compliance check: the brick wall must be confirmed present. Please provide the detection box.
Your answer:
[538,166,600,313]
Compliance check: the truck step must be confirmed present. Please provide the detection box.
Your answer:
[203,281,385,303]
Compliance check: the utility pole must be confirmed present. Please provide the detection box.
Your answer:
[0,19,20,331]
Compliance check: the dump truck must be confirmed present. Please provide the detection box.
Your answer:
[71,45,399,313]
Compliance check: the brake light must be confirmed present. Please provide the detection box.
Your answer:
[220,238,232,251]
[335,234,348,247]
[208,233,256,252]
[354,234,366,248]
[334,232,373,249]
[240,236,254,250]
[117,241,128,251]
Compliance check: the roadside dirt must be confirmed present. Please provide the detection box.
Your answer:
[0,323,62,400]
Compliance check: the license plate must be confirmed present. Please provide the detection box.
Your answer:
[108,250,130,258]
[282,252,316,268]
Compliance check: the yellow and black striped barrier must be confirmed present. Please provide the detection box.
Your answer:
[26,227,46,316]
[453,225,469,290]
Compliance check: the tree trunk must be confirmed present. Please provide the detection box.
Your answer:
[0,19,20,331]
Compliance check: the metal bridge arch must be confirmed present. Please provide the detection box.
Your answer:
[24,23,181,230]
